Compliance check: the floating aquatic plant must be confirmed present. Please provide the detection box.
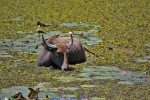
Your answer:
[11,16,22,21]
[3,65,148,99]
[0,22,102,56]
[16,31,27,34]
[52,66,149,85]
[0,51,13,58]
[0,86,78,100]
[59,22,93,27]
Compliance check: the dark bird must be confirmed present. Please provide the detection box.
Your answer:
[37,21,51,27]
[28,88,40,99]
[36,30,45,34]
[36,29,46,40]
[36,21,50,36]
[12,92,26,100]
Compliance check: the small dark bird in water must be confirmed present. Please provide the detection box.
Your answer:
[28,88,40,99]
[37,21,51,27]
[12,92,26,100]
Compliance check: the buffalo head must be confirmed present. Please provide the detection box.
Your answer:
[38,32,86,70]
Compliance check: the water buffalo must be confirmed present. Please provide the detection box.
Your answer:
[38,32,97,70]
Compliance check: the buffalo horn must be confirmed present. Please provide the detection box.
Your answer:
[66,32,73,48]
[42,34,57,49]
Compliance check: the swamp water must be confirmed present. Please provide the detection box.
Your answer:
[0,22,150,99]
[0,22,102,57]
[0,66,149,99]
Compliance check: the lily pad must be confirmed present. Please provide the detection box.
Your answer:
[79,73,91,77]
[82,68,94,73]
[90,97,106,100]
[16,31,27,34]
[38,89,59,99]
[118,81,134,85]
[80,66,150,85]
[0,22,102,55]
[49,87,62,92]
[62,87,78,91]
[61,94,76,98]
[11,16,22,21]
[143,56,150,60]
[0,51,13,58]
[54,76,76,83]
[76,77,92,81]
[0,86,29,99]
[135,58,148,63]
[128,72,145,78]
[0,86,60,99]
[145,43,150,48]
[0,54,13,58]
[35,82,49,88]
[93,76,118,80]
[88,28,100,33]
[60,22,78,27]
[145,43,150,52]
[81,85,97,88]
[59,22,93,28]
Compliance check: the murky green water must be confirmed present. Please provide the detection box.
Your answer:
[0,66,149,99]
[0,22,150,99]
[0,22,102,57]
[56,66,149,85]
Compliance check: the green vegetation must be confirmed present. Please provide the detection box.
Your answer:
[0,0,150,99]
